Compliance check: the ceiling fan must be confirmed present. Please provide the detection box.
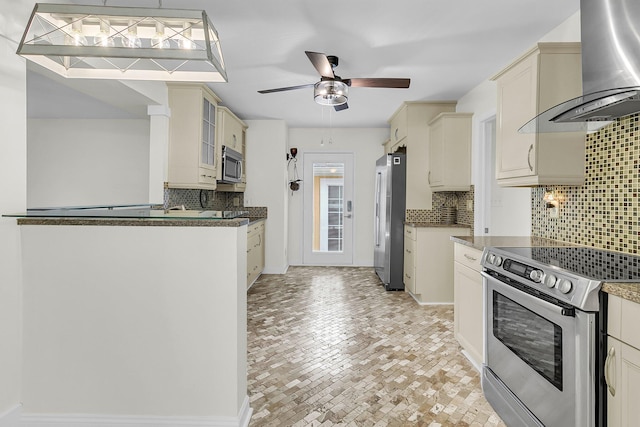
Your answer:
[257,51,411,111]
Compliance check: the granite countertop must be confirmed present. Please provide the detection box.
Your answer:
[16,217,252,227]
[405,222,472,228]
[7,205,268,227]
[450,235,579,251]
[451,235,640,304]
[602,282,640,304]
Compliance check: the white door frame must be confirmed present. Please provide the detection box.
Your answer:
[302,152,354,265]
[475,111,496,235]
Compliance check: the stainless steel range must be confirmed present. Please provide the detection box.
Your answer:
[481,246,640,427]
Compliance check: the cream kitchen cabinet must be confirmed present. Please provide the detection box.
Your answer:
[389,105,408,145]
[383,138,405,155]
[403,226,417,294]
[217,106,246,154]
[492,43,585,186]
[167,83,221,190]
[388,102,456,210]
[453,243,483,369]
[247,220,265,288]
[403,225,470,304]
[606,295,640,427]
[216,107,248,192]
[428,113,472,192]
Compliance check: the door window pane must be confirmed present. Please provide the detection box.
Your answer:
[312,163,344,253]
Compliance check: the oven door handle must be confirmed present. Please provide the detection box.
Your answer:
[482,271,576,317]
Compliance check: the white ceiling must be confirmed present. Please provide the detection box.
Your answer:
[28,0,580,128]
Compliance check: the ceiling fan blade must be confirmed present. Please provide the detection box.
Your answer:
[347,78,411,88]
[334,102,349,112]
[305,51,335,79]
[257,83,315,94]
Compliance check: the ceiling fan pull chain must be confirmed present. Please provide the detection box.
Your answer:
[329,108,333,144]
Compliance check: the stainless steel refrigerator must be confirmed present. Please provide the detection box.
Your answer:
[374,153,406,290]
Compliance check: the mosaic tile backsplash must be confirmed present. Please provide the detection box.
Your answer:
[531,114,640,255]
[406,186,474,234]
[164,187,244,210]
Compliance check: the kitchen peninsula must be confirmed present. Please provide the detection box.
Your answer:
[14,207,253,427]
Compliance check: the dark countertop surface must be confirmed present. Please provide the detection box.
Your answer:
[405,222,472,228]
[450,235,579,251]
[7,205,267,227]
[16,217,254,227]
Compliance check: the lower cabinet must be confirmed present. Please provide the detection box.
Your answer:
[247,220,265,288]
[453,243,484,368]
[403,226,417,294]
[403,225,470,304]
[606,295,640,426]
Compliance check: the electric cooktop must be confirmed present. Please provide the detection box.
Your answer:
[493,246,640,282]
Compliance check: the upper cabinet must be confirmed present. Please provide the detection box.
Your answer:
[389,106,408,144]
[492,43,585,186]
[216,107,248,192]
[217,107,246,154]
[388,102,457,210]
[167,83,221,190]
[428,112,472,192]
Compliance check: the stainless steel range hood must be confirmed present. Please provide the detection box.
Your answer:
[521,0,640,133]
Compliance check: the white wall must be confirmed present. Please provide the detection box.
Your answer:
[457,10,581,236]
[0,0,31,423]
[20,225,250,425]
[244,120,289,274]
[457,82,533,236]
[27,119,150,208]
[287,128,386,266]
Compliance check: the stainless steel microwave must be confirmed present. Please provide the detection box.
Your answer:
[219,145,243,184]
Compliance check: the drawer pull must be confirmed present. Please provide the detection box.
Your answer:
[464,254,477,262]
[605,346,616,396]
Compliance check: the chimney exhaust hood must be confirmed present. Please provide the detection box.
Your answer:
[521,0,640,133]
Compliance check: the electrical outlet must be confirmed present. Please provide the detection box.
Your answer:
[233,197,239,207]
[466,200,473,211]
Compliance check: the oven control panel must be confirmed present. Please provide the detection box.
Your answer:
[481,247,603,312]
[484,251,574,295]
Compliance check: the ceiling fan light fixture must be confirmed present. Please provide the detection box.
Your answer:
[17,3,227,82]
[314,80,348,106]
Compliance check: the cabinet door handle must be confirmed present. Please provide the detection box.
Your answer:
[407,229,412,234]
[405,273,412,279]
[406,248,412,254]
[527,144,534,172]
[605,346,616,396]
[428,171,431,185]
[464,254,477,261]
[394,128,399,140]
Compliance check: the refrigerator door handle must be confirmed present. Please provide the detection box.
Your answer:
[374,172,382,246]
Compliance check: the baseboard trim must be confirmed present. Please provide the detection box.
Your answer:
[0,404,21,427]
[22,396,253,427]
[407,291,454,306]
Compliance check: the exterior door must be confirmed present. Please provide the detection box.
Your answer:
[302,152,354,265]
